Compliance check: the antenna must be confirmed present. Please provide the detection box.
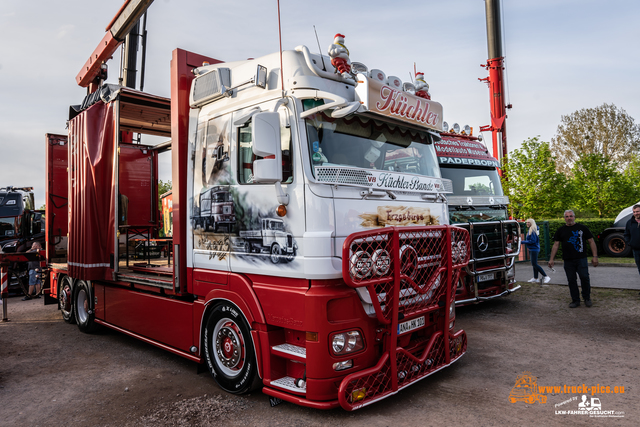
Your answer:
[314,25,327,71]
[277,0,285,98]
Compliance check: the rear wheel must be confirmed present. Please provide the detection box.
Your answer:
[203,302,260,394]
[58,276,75,324]
[603,233,631,257]
[74,280,98,333]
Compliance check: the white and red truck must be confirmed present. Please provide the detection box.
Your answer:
[434,127,520,305]
[43,2,471,411]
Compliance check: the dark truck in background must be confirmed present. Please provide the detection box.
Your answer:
[598,202,640,257]
[434,127,521,305]
[0,186,46,295]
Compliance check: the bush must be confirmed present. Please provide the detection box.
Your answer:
[521,218,614,260]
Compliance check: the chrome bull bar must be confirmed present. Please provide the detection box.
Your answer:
[454,220,521,304]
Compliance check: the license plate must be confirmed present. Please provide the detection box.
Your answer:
[398,316,425,335]
[478,272,495,282]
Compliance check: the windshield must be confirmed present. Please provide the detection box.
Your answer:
[305,111,440,178]
[440,167,503,196]
[267,220,284,231]
[0,217,17,237]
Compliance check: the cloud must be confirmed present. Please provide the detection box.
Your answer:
[57,24,75,39]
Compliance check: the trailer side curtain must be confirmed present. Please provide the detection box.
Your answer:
[68,101,116,280]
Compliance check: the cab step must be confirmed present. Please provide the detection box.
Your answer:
[271,343,306,361]
[270,376,306,393]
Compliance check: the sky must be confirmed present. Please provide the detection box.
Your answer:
[1,0,639,207]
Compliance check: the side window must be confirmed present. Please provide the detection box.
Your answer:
[237,109,293,184]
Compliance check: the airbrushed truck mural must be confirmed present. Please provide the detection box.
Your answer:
[191,111,297,267]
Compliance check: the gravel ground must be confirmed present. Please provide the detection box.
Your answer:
[1,282,638,426]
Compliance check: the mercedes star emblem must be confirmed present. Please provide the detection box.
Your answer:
[477,233,489,252]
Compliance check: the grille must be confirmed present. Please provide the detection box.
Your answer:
[314,167,373,187]
[469,222,505,259]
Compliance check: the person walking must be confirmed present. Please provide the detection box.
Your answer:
[22,242,42,300]
[522,218,550,284]
[548,210,598,308]
[623,204,640,295]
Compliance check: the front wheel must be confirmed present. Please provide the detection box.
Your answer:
[74,280,98,333]
[203,302,260,394]
[58,276,75,324]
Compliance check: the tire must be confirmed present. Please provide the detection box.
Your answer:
[270,243,282,264]
[203,302,260,394]
[58,276,75,324]
[74,280,98,333]
[6,269,24,296]
[602,233,631,257]
[244,241,252,254]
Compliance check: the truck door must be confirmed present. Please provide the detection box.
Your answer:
[45,133,68,261]
[229,102,303,274]
[190,114,232,273]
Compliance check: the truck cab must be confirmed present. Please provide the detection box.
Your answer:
[0,187,44,253]
[434,129,520,305]
[0,187,45,295]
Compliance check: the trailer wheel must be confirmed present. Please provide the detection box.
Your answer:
[270,243,282,264]
[603,233,631,257]
[74,280,98,333]
[204,302,260,394]
[244,241,252,253]
[58,276,75,324]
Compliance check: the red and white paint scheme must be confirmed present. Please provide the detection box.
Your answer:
[45,3,471,411]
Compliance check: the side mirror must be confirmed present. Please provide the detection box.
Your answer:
[251,112,282,183]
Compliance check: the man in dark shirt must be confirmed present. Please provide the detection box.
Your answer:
[548,210,598,308]
[623,204,640,295]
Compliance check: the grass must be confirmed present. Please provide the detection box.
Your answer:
[591,256,636,264]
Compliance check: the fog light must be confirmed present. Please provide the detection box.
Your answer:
[351,387,366,402]
[333,360,353,371]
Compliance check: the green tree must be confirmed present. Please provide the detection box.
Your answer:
[620,156,640,205]
[570,153,634,218]
[550,103,640,175]
[502,137,572,219]
[157,180,172,237]
[158,180,172,209]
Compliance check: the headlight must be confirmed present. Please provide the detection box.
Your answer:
[330,330,364,356]
[449,301,456,329]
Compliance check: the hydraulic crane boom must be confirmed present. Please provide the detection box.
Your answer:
[75,0,154,91]
[479,0,510,166]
